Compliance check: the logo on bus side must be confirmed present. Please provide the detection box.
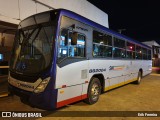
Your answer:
[89,68,106,73]
[76,26,88,32]
[109,65,125,71]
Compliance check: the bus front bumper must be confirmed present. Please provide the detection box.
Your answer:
[8,84,57,110]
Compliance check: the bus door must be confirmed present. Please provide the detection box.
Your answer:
[56,29,88,103]
[125,50,136,82]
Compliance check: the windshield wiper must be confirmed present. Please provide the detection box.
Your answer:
[31,26,41,43]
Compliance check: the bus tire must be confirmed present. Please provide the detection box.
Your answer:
[84,77,101,105]
[135,71,142,84]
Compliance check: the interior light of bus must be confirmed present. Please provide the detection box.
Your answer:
[62,50,67,54]
[0,54,3,61]
[100,41,104,44]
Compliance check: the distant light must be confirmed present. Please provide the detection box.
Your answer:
[0,54,3,61]
[140,51,142,53]
[130,46,133,49]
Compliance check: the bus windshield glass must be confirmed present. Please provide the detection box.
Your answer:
[10,11,57,75]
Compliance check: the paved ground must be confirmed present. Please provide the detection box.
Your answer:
[0,76,9,97]
[0,74,160,120]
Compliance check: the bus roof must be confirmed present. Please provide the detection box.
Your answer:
[58,9,151,49]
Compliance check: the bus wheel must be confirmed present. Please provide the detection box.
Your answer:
[135,71,142,84]
[84,77,101,104]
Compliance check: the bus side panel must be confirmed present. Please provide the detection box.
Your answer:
[142,60,152,76]
[56,60,88,107]
[131,60,151,78]
[56,85,85,108]
[124,60,135,83]
[88,60,126,90]
[124,60,138,83]
[88,59,151,91]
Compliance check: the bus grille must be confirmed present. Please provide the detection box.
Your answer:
[10,72,39,83]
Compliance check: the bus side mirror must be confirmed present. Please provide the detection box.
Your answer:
[71,32,78,45]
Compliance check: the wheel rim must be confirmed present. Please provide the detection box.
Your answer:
[91,83,100,101]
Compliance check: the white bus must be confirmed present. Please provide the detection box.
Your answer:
[8,9,152,110]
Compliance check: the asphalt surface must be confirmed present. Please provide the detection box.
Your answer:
[0,74,160,120]
[0,76,8,97]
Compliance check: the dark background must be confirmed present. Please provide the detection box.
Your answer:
[87,0,160,44]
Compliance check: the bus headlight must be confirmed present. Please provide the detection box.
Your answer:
[34,77,50,93]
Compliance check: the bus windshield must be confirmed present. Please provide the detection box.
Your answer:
[10,11,57,75]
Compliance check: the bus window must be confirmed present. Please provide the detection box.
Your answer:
[148,50,152,60]
[126,42,135,51]
[126,42,135,60]
[59,29,68,59]
[113,48,126,58]
[69,33,85,57]
[142,48,147,54]
[93,44,112,57]
[93,30,112,58]
[135,45,142,59]
[142,48,148,60]
[148,49,151,55]
[136,45,142,53]
[103,34,112,46]
[93,31,112,46]
[58,29,85,61]
[143,54,148,60]
[113,37,125,49]
[136,53,142,59]
[126,51,135,59]
[93,30,103,44]
[148,54,152,60]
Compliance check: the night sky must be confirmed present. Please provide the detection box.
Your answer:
[87,0,160,44]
